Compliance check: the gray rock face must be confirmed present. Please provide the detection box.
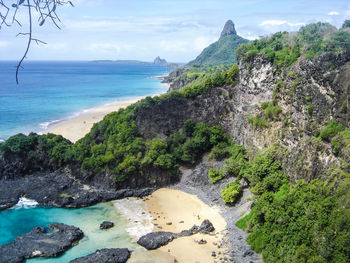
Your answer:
[220,20,237,38]
[0,223,83,263]
[70,248,131,263]
[137,231,175,250]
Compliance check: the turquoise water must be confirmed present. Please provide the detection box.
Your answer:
[0,61,170,140]
[0,202,138,262]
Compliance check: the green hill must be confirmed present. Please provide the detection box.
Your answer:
[188,20,249,67]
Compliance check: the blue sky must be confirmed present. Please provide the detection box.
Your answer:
[0,0,349,62]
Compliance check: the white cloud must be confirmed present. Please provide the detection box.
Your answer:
[0,41,9,48]
[193,37,216,51]
[86,43,134,54]
[243,32,258,41]
[65,17,206,34]
[260,20,287,26]
[260,20,305,27]
[328,11,340,16]
[159,36,216,53]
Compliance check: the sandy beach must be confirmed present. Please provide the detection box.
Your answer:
[125,188,228,263]
[46,93,162,143]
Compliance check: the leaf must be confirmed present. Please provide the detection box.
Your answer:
[52,4,56,12]
[39,19,45,26]
[18,0,25,5]
[68,1,74,7]
[12,4,17,8]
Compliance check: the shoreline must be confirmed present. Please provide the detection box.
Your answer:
[45,88,168,143]
[114,188,229,263]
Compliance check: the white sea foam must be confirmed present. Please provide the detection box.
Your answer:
[113,198,153,238]
[12,197,39,209]
[39,120,62,130]
[0,138,5,143]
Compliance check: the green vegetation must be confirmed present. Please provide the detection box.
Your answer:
[208,168,225,183]
[236,210,255,231]
[331,130,350,156]
[306,103,313,116]
[319,120,344,142]
[180,64,239,98]
[188,34,249,67]
[226,144,350,263]
[343,20,350,29]
[208,142,230,160]
[221,182,242,204]
[248,102,282,129]
[0,133,74,169]
[0,111,230,183]
[236,22,350,67]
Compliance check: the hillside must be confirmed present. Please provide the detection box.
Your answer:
[188,20,249,67]
[1,21,350,262]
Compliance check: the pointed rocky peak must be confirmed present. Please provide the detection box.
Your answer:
[220,20,237,38]
[153,56,167,65]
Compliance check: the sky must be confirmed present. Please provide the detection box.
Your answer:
[0,0,349,63]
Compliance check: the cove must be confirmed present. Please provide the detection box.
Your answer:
[0,202,138,262]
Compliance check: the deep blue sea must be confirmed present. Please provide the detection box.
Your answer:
[0,61,170,141]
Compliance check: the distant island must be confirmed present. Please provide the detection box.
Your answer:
[92,57,180,68]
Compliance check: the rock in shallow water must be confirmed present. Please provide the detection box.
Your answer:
[70,248,131,263]
[100,221,114,230]
[0,223,83,263]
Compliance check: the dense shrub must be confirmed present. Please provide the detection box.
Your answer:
[208,142,230,160]
[208,168,224,183]
[319,120,344,142]
[221,182,242,204]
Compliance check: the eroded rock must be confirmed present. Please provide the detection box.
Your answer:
[0,223,83,263]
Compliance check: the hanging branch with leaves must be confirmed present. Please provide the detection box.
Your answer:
[0,0,74,84]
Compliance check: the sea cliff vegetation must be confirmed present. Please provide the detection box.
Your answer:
[1,20,350,262]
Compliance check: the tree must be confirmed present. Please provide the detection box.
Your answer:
[342,20,350,29]
[0,0,73,84]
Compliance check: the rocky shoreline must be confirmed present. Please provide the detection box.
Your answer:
[0,155,261,263]
[173,155,263,263]
[0,223,84,263]
[0,170,154,211]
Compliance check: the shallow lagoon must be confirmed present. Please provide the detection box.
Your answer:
[0,201,139,262]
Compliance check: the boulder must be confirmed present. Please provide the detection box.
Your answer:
[0,223,83,263]
[100,221,114,230]
[137,232,175,250]
[70,248,130,263]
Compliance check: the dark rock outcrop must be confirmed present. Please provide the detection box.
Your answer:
[0,171,153,211]
[0,223,83,263]
[100,221,114,230]
[70,248,131,263]
[178,219,215,237]
[137,231,175,250]
[220,20,237,38]
[137,220,215,250]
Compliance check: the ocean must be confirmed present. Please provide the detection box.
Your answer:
[0,61,170,141]
[0,60,170,261]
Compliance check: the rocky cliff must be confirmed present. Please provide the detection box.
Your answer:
[136,50,350,182]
